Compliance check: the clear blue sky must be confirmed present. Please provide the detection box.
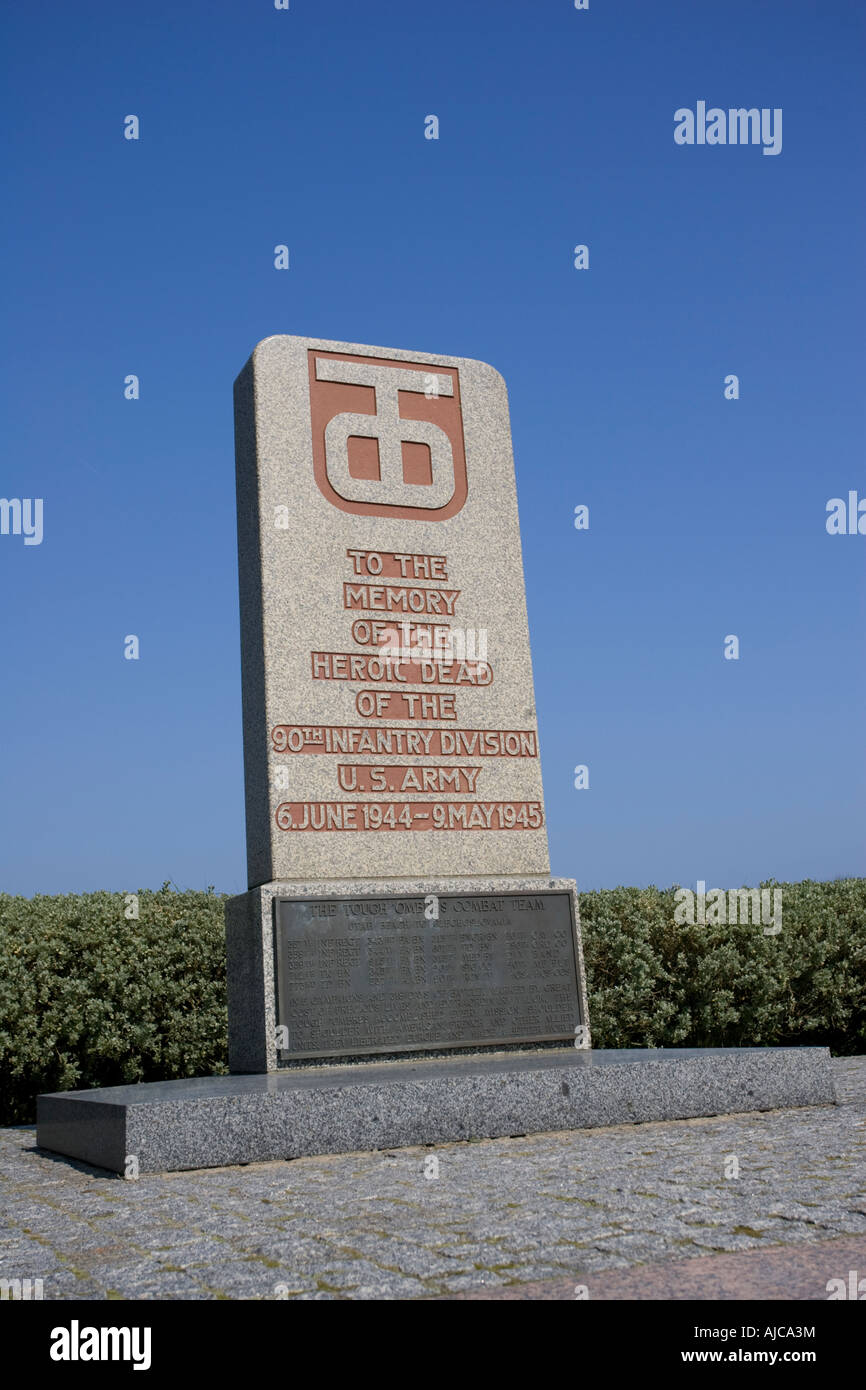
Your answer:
[2,0,863,897]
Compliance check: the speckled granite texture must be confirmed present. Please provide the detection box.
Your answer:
[234,335,549,887]
[36,1046,835,1176]
[5,1057,861,1301]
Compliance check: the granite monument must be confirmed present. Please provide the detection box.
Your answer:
[225,334,589,1074]
[35,335,836,1174]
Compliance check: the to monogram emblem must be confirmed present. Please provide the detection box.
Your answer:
[308,351,468,520]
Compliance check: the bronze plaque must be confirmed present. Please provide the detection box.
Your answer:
[273,890,584,1060]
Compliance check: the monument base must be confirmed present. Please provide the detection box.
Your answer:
[225,876,591,1072]
[36,1046,835,1176]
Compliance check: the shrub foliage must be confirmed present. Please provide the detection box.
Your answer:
[0,885,228,1125]
[0,878,862,1124]
[579,879,865,1054]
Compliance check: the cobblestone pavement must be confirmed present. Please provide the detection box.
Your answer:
[441,1234,866,1300]
[0,1058,863,1301]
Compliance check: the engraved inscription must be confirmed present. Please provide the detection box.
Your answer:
[270,543,542,830]
[275,800,543,831]
[274,891,584,1059]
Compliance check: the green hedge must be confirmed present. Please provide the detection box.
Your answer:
[0,886,229,1126]
[578,879,865,1056]
[0,878,863,1125]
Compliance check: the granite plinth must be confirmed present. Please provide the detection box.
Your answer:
[36,1047,836,1176]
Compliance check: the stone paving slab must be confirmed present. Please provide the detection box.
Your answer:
[0,1057,863,1301]
[436,1232,866,1300]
